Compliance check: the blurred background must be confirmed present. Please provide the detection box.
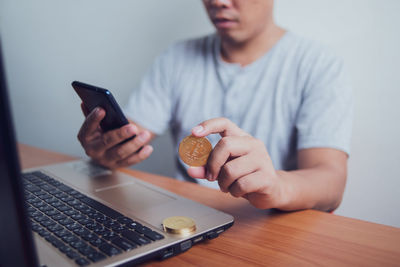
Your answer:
[1,0,399,227]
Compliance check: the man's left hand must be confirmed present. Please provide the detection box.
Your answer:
[187,117,288,209]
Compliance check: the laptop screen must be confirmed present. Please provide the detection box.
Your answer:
[0,40,39,267]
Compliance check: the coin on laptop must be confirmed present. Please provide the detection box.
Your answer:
[162,216,196,235]
[178,135,212,167]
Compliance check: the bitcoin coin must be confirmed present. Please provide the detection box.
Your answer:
[162,216,196,235]
[178,135,212,167]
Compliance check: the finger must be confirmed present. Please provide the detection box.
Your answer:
[191,117,248,138]
[228,172,265,198]
[107,130,152,160]
[101,124,139,150]
[116,145,153,167]
[80,102,90,117]
[78,107,105,144]
[187,167,206,179]
[217,154,260,192]
[207,136,254,180]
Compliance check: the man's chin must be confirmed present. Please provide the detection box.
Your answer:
[217,31,246,45]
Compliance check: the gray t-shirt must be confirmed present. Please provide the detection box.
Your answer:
[124,32,353,189]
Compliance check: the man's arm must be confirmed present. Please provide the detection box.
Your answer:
[187,118,347,212]
[276,148,347,212]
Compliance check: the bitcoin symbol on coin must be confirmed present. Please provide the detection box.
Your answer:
[178,135,212,167]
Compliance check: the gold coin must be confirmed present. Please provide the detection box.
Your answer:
[178,135,212,167]
[162,216,196,235]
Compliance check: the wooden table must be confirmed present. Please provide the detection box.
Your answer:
[18,144,400,266]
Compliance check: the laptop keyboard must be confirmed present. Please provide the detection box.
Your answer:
[22,171,165,266]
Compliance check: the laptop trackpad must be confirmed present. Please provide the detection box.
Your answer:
[93,182,175,212]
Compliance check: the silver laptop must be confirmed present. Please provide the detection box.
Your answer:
[0,40,234,267]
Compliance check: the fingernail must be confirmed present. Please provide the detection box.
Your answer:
[206,170,213,181]
[192,125,204,134]
[138,131,149,142]
[143,145,153,155]
[125,125,136,136]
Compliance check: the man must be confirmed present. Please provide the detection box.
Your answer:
[78,0,352,212]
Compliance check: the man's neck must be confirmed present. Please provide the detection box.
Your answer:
[220,25,286,66]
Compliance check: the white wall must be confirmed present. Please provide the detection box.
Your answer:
[1,0,399,227]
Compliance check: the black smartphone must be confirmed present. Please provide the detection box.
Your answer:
[72,81,130,132]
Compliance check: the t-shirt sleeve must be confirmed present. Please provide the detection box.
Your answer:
[123,47,175,135]
[296,51,353,155]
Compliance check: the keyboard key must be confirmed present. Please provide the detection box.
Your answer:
[51,200,64,208]
[38,229,51,238]
[104,221,121,229]
[80,197,123,219]
[77,218,93,226]
[127,221,143,231]
[45,209,60,217]
[67,199,81,206]
[146,231,164,241]
[74,192,86,199]
[38,193,53,201]
[55,192,68,199]
[90,238,107,248]
[71,213,86,221]
[87,252,106,263]
[39,184,53,191]
[33,190,47,196]
[55,229,71,238]
[31,223,42,232]
[112,225,128,233]
[75,257,90,266]
[25,184,41,193]
[53,214,67,222]
[59,218,74,226]
[47,223,64,233]
[64,209,78,217]
[135,225,165,241]
[56,204,72,212]
[93,227,108,236]
[45,235,64,249]
[59,245,73,254]
[121,230,151,245]
[70,240,87,249]
[57,184,74,193]
[73,227,91,237]
[33,215,47,222]
[27,198,40,205]
[66,250,80,259]
[101,231,118,241]
[78,245,97,256]
[65,222,81,231]
[112,237,137,251]
[81,233,98,242]
[40,219,56,227]
[99,243,122,256]
[62,234,79,244]
[116,216,134,225]
[61,195,75,203]
[48,188,61,195]
[46,197,59,204]
[27,206,36,213]
[32,200,46,208]
[38,205,53,212]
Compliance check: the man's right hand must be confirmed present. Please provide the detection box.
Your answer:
[77,105,153,169]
